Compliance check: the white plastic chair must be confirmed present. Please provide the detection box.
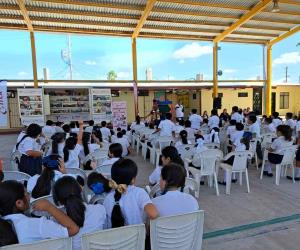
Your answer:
[261,133,276,149]
[95,164,112,176]
[187,149,223,196]
[145,183,161,199]
[1,237,72,250]
[249,138,259,169]
[177,144,195,161]
[147,145,157,165]
[204,142,220,149]
[65,167,87,181]
[155,137,174,166]
[3,171,31,183]
[30,195,58,218]
[219,151,253,195]
[83,149,108,166]
[150,210,204,250]
[81,224,145,250]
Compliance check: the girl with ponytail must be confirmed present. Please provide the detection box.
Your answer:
[149,146,184,185]
[152,163,199,217]
[175,130,192,155]
[46,132,65,158]
[103,159,158,228]
[79,132,100,170]
[53,176,106,250]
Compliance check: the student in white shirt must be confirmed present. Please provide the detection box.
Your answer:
[189,109,203,130]
[54,121,64,133]
[102,143,122,166]
[149,146,184,185]
[46,132,65,158]
[175,102,184,121]
[114,132,131,157]
[229,123,244,151]
[64,120,84,168]
[263,125,294,177]
[208,109,220,129]
[227,120,237,138]
[16,123,43,176]
[175,119,185,134]
[104,159,158,228]
[296,118,300,144]
[272,112,282,128]
[175,130,192,155]
[0,180,79,244]
[70,122,80,133]
[264,117,276,134]
[53,176,106,250]
[248,115,261,139]
[152,163,199,217]
[84,120,95,133]
[285,112,296,134]
[156,113,175,137]
[16,126,27,143]
[231,106,243,123]
[100,121,112,141]
[42,120,56,139]
[130,115,145,132]
[204,127,220,144]
[184,120,196,140]
[79,132,100,170]
[87,172,112,200]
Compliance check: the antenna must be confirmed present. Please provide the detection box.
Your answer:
[61,35,73,80]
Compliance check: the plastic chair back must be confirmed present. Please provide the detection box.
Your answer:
[81,224,145,250]
[204,142,220,149]
[1,237,72,250]
[3,171,31,183]
[232,151,252,171]
[279,146,297,165]
[30,195,59,218]
[158,137,173,151]
[177,144,195,160]
[150,210,204,250]
[95,164,112,176]
[65,167,87,181]
[184,178,198,197]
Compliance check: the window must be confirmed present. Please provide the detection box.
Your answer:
[138,90,149,96]
[280,92,289,109]
[238,92,248,97]
[218,93,223,98]
[192,93,197,100]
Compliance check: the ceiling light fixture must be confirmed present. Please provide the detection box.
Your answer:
[271,0,280,13]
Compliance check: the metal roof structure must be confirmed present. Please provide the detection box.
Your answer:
[0,0,300,44]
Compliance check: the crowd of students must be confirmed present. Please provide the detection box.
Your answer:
[1,105,300,249]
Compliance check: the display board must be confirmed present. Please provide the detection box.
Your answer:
[0,81,8,127]
[112,101,127,130]
[17,88,45,126]
[91,88,112,123]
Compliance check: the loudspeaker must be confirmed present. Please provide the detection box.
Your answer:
[213,97,222,109]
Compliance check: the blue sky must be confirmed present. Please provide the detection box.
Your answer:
[0,30,299,83]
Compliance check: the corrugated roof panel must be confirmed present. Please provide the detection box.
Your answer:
[247,19,296,29]
[237,27,282,35]
[254,12,300,24]
[141,27,219,37]
[75,0,147,6]
[1,0,18,4]
[264,2,300,13]
[186,0,260,9]
[227,33,275,40]
[0,9,21,15]
[0,19,25,25]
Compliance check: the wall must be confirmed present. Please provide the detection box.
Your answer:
[273,86,300,116]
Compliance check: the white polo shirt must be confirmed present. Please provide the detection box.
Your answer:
[296,121,300,133]
[270,136,293,154]
[230,130,244,144]
[17,137,40,155]
[114,137,130,157]
[103,185,152,228]
[267,123,276,133]
[100,127,111,141]
[158,119,175,137]
[285,119,296,130]
[175,104,184,118]
[79,143,100,162]
[72,204,106,250]
[185,127,196,139]
[249,121,261,138]
[64,144,83,168]
[189,114,203,130]
[208,115,220,128]
[46,142,65,158]
[272,118,282,128]
[102,157,120,166]
[3,213,68,244]
[152,190,199,217]
[226,126,236,138]
[42,126,56,139]
[231,112,243,123]
[84,126,94,133]
[149,166,162,185]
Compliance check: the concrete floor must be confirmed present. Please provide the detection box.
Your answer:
[1,134,300,249]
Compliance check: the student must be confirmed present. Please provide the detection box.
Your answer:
[220,109,230,125]
[100,121,111,141]
[16,126,27,143]
[152,163,198,217]
[149,146,184,185]
[70,122,80,133]
[272,112,282,128]
[230,123,244,146]
[208,109,220,129]
[80,132,100,170]
[175,130,192,155]
[156,113,175,137]
[103,159,158,228]
[102,143,123,166]
[0,180,79,244]
[62,124,71,139]
[248,115,261,139]
[175,101,184,121]
[226,120,237,138]
[54,122,64,133]
[231,106,243,123]
[189,109,202,130]
[175,119,185,134]
[87,172,111,196]
[46,132,65,158]
[53,176,106,250]
[202,110,208,120]
[194,135,209,153]
[285,112,296,134]
[42,120,56,139]
[114,132,131,157]
[85,120,94,133]
[287,146,300,181]
[264,117,276,133]
[64,120,83,168]
[0,218,18,247]
[16,123,43,176]
[0,160,4,182]
[263,125,294,177]
[297,117,300,144]
[204,127,220,144]
[184,120,196,140]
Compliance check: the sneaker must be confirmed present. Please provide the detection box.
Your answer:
[267,173,273,177]
[218,181,226,186]
[231,179,237,183]
[263,171,268,176]
[200,181,205,186]
[287,176,300,181]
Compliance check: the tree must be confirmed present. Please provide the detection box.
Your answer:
[107,70,117,80]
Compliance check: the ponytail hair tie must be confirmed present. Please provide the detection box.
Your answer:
[90,182,105,195]
[109,180,127,194]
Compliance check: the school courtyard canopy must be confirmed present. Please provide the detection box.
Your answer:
[0,0,300,115]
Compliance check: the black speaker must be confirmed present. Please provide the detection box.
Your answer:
[213,97,222,109]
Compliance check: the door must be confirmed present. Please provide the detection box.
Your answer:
[271,92,276,114]
[253,88,262,115]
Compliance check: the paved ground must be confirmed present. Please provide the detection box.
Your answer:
[1,134,300,249]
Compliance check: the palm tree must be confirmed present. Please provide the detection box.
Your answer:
[107,70,117,80]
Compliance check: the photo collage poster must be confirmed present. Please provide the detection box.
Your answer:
[17,88,45,126]
[0,81,8,127]
[91,88,112,123]
[112,101,127,130]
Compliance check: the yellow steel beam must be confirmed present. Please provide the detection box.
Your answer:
[30,32,38,88]
[266,45,272,116]
[213,0,273,43]
[269,25,300,46]
[213,43,218,98]
[17,0,33,32]
[132,0,157,38]
[132,38,139,116]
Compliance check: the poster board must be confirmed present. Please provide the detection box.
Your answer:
[112,101,127,130]
[0,81,8,127]
[17,88,45,126]
[91,89,112,123]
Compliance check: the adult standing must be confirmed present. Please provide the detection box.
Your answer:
[175,101,184,121]
[189,109,203,130]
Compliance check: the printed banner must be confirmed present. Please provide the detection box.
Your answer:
[91,89,112,123]
[0,81,8,127]
[112,101,127,130]
[17,88,45,126]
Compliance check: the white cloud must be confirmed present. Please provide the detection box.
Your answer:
[84,60,97,66]
[179,59,185,64]
[17,71,28,76]
[173,42,213,59]
[117,71,131,79]
[273,52,300,65]
[223,69,236,74]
